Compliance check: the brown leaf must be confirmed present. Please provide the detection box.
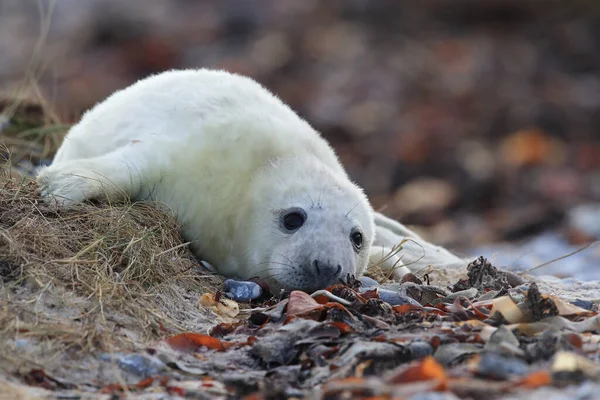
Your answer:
[100,383,125,394]
[164,333,229,353]
[401,272,423,285]
[327,321,353,334]
[360,288,381,300]
[166,386,186,396]
[287,291,324,316]
[312,294,329,304]
[22,369,76,391]
[393,304,424,314]
[210,321,243,337]
[516,370,552,388]
[135,377,154,389]
[387,356,447,388]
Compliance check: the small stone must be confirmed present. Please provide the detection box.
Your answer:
[14,338,31,348]
[359,276,379,288]
[408,340,434,359]
[474,351,529,380]
[377,288,422,306]
[223,279,263,302]
[442,287,479,302]
[100,353,165,377]
[571,299,594,311]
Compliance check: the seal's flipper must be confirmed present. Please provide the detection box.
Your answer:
[372,211,467,275]
[373,211,424,242]
[37,145,153,207]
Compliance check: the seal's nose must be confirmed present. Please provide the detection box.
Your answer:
[312,260,343,279]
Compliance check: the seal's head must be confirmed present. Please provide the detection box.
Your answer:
[241,156,375,293]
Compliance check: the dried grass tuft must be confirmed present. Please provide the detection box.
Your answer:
[0,171,224,375]
[0,4,228,382]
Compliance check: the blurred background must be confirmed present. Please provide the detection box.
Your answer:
[1,0,599,279]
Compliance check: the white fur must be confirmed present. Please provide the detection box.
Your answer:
[37,69,377,292]
[37,68,468,291]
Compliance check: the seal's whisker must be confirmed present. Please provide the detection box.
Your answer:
[317,186,328,208]
[241,270,279,287]
[301,187,316,208]
[244,268,284,281]
[251,271,286,286]
[345,197,367,218]
[347,208,371,220]
[245,261,292,276]
[275,252,295,265]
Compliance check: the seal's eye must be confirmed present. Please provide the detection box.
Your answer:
[281,209,306,232]
[351,230,363,250]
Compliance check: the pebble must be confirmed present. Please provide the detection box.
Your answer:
[474,351,529,379]
[100,353,165,377]
[199,260,217,272]
[478,290,499,301]
[223,279,263,302]
[571,299,594,311]
[359,276,379,287]
[358,276,422,306]
[408,340,434,359]
[377,288,422,306]
[434,343,481,366]
[441,287,478,302]
[14,338,31,348]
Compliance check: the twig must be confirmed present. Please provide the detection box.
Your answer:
[527,241,599,272]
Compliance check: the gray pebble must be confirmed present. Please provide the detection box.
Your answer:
[378,288,422,306]
[442,287,479,302]
[571,299,594,310]
[408,340,434,359]
[478,290,499,301]
[223,279,263,301]
[475,351,529,379]
[359,276,379,287]
[100,353,165,377]
[15,338,31,348]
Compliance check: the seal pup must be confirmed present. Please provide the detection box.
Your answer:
[37,69,377,292]
[37,68,468,291]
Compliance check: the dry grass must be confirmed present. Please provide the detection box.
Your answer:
[0,0,68,172]
[0,171,225,377]
[0,88,69,174]
[0,32,230,377]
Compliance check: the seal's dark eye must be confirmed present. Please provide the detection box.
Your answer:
[282,209,306,232]
[351,231,363,250]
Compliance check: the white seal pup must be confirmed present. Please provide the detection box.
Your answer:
[36,69,377,292]
[36,68,468,291]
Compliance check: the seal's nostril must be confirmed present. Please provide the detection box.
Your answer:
[312,260,342,278]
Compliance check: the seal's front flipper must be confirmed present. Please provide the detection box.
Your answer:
[36,147,146,208]
[373,211,425,242]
